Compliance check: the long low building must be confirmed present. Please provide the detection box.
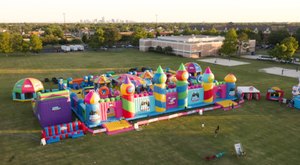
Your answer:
[140,35,255,58]
[140,35,225,58]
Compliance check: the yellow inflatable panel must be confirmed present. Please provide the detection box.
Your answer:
[103,120,132,132]
[216,100,237,108]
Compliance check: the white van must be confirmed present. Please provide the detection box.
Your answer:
[257,55,276,61]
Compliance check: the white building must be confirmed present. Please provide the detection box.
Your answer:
[140,35,225,58]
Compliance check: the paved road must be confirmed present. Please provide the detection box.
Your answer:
[241,54,300,65]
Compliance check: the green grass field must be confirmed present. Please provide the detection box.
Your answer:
[0,49,299,165]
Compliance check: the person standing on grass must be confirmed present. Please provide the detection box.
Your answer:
[214,125,220,137]
[232,103,235,109]
[296,66,299,72]
[282,69,284,75]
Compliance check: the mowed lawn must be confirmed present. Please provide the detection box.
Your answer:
[0,49,299,165]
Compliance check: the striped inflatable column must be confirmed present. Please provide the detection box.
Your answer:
[153,66,167,112]
[202,67,215,103]
[121,76,135,118]
[176,63,189,108]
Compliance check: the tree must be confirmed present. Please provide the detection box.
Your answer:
[82,34,88,44]
[269,36,299,61]
[103,27,121,47]
[238,32,249,42]
[148,46,155,52]
[88,28,105,50]
[202,27,219,35]
[156,46,163,53]
[182,27,193,35]
[42,34,59,45]
[147,32,155,38]
[0,32,13,55]
[30,34,43,53]
[58,38,68,45]
[250,31,263,45]
[219,28,238,56]
[164,46,173,54]
[44,25,64,38]
[173,29,182,36]
[131,27,148,46]
[295,28,300,45]
[21,41,30,53]
[268,30,290,45]
[69,39,82,44]
[237,32,249,55]
[11,33,24,52]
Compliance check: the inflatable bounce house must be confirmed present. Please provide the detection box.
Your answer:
[266,87,284,101]
[32,89,88,144]
[32,90,72,127]
[292,77,300,109]
[69,64,240,130]
[237,86,261,100]
[185,62,202,85]
[12,78,44,101]
[13,62,245,144]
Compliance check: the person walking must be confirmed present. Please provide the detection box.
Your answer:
[214,125,220,137]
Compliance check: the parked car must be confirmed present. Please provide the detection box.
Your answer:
[126,45,134,48]
[277,59,293,64]
[256,55,276,61]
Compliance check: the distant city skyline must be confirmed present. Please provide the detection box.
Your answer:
[0,0,299,23]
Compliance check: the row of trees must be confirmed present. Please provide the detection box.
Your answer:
[0,23,291,46]
[219,28,252,56]
[0,32,42,54]
[269,37,299,61]
[148,46,173,55]
[87,27,122,50]
[219,28,299,61]
[86,26,155,49]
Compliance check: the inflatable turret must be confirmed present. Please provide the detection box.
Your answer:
[176,63,189,108]
[84,91,101,126]
[121,76,135,118]
[203,67,215,103]
[153,66,167,112]
[224,74,237,98]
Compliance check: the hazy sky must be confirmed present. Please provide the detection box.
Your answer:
[0,0,299,23]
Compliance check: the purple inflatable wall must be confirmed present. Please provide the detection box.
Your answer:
[35,98,72,127]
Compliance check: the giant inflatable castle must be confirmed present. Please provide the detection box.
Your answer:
[13,62,239,144]
[69,63,238,128]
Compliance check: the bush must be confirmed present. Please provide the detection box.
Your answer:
[164,46,173,55]
[148,46,155,52]
[156,46,163,53]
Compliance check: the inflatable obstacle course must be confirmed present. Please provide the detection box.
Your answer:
[41,121,87,144]
[12,62,249,144]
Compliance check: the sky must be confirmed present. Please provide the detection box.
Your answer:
[0,0,299,23]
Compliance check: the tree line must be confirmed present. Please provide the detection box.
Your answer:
[219,28,299,61]
[1,23,300,58]
[0,33,42,54]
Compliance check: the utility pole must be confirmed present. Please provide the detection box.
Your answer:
[63,12,66,32]
[63,13,66,24]
[155,14,158,37]
[155,14,158,27]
